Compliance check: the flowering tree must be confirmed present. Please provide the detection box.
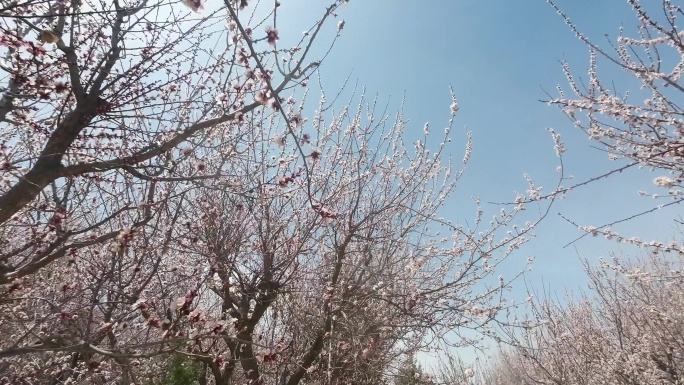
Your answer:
[474,3,684,384]
[0,0,344,285]
[138,88,543,384]
[0,0,549,383]
[538,0,684,249]
[0,0,347,382]
[484,251,684,385]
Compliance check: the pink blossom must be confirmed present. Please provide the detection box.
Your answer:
[265,27,279,46]
[180,0,203,12]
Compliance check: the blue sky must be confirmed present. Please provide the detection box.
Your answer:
[273,0,683,297]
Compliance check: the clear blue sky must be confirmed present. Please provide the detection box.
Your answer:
[275,0,682,299]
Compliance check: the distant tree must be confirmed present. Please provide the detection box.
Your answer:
[395,354,426,385]
[431,353,480,385]
[489,251,684,385]
[155,355,203,385]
